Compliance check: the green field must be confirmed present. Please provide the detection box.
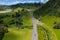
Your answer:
[37,24,57,40]
[3,27,32,40]
[40,15,60,40]
[38,26,47,40]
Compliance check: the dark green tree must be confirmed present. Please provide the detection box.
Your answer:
[0,24,8,40]
[15,10,23,29]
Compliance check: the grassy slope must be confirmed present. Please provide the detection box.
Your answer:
[33,0,60,40]
[37,23,57,40]
[40,15,60,28]
[38,26,46,40]
[40,15,60,40]
[3,27,32,40]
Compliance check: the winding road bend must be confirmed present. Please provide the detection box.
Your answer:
[28,11,38,40]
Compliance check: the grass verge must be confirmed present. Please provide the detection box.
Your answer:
[3,27,32,40]
[40,15,60,40]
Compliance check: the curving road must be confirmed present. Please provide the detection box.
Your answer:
[28,11,38,40]
[0,9,12,13]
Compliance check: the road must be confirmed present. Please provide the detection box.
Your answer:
[0,9,12,13]
[28,11,38,40]
[28,10,56,40]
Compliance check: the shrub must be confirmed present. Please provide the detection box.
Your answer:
[54,23,60,29]
[0,24,8,40]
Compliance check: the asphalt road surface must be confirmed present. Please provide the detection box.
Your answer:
[28,11,38,40]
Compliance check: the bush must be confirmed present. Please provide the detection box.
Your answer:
[54,23,60,29]
[0,24,8,40]
[9,20,15,25]
[0,20,3,24]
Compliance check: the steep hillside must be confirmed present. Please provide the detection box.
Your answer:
[34,0,60,18]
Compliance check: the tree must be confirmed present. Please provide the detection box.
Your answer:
[0,24,8,40]
[15,18,23,29]
[15,10,23,29]
[9,20,15,25]
[0,20,3,24]
[15,10,21,18]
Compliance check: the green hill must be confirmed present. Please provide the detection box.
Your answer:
[34,0,60,18]
[33,0,60,40]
